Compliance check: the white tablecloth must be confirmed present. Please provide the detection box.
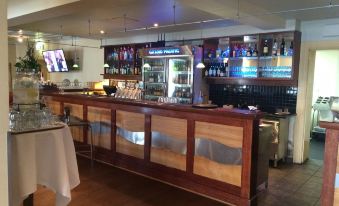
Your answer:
[8,125,80,206]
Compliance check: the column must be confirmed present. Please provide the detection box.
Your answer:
[0,0,9,205]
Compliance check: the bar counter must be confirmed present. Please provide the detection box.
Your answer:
[42,92,269,206]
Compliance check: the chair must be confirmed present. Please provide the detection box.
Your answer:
[62,107,94,166]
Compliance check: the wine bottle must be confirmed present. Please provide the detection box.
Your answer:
[280,38,285,56]
[288,41,294,56]
[263,40,269,56]
[252,44,258,57]
[205,68,209,77]
[246,44,252,57]
[272,39,278,56]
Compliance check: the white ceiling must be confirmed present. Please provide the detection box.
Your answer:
[7,0,339,40]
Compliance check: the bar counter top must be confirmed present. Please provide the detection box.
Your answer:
[41,92,265,120]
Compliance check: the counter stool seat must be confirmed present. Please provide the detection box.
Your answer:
[61,115,94,166]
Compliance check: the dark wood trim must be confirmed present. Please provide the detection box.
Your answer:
[111,109,116,153]
[83,105,88,144]
[144,115,151,161]
[240,119,258,200]
[42,92,265,120]
[60,102,64,116]
[186,119,195,173]
[321,128,339,206]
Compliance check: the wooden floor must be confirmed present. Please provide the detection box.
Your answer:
[34,156,323,206]
[34,156,227,206]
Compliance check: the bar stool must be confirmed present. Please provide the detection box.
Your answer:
[62,107,94,166]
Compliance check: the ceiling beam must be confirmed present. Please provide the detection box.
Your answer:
[179,0,286,29]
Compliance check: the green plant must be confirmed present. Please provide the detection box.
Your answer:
[15,41,41,73]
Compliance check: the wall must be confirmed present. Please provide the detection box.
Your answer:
[313,50,339,101]
[10,38,104,83]
[0,0,9,205]
[290,17,339,163]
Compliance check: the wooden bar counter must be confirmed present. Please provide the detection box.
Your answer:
[42,92,268,206]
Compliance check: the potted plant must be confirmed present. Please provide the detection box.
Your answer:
[15,41,41,73]
[13,41,41,107]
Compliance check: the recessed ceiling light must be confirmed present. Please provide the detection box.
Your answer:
[153,23,159,27]
[100,30,105,34]
[17,36,24,43]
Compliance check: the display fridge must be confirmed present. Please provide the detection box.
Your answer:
[140,46,203,104]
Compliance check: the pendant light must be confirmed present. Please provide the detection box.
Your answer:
[196,21,205,69]
[73,36,79,68]
[143,63,151,68]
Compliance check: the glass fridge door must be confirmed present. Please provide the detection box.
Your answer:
[142,58,167,101]
[168,58,193,104]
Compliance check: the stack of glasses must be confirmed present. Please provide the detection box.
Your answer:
[9,105,60,132]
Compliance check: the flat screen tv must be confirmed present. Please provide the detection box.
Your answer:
[42,49,68,72]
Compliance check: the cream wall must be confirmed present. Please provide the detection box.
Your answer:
[292,18,339,163]
[11,38,104,83]
[295,40,339,162]
[313,50,339,101]
[0,0,9,205]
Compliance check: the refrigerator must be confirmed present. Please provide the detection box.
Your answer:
[140,46,203,104]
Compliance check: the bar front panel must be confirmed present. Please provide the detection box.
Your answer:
[194,121,243,187]
[151,115,187,171]
[64,103,84,142]
[87,106,111,149]
[116,110,145,159]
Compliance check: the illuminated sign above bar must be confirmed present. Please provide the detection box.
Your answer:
[148,48,181,55]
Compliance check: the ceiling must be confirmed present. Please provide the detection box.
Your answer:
[7,0,339,40]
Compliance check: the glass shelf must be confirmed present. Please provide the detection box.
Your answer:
[228,56,258,60]
[259,55,293,60]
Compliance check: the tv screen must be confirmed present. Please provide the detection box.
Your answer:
[42,49,68,72]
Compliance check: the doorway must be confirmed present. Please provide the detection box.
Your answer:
[309,50,339,160]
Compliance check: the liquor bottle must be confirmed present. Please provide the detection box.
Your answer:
[130,47,134,60]
[246,44,252,57]
[123,47,128,60]
[280,38,285,56]
[212,66,216,77]
[115,48,119,60]
[208,66,213,76]
[232,45,237,57]
[272,39,278,56]
[119,47,124,60]
[241,45,247,57]
[205,68,209,77]
[252,44,258,57]
[263,40,269,56]
[217,66,221,77]
[288,41,294,56]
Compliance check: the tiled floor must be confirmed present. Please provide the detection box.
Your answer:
[258,159,323,206]
[34,157,323,206]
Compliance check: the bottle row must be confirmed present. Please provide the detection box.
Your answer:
[172,74,191,84]
[205,65,292,78]
[145,85,164,96]
[173,87,191,99]
[147,73,164,83]
[263,38,293,57]
[172,61,190,71]
[105,64,141,75]
[204,39,294,59]
[108,46,136,61]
